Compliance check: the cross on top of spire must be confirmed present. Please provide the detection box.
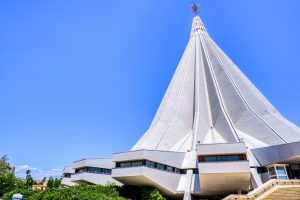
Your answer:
[191,3,200,16]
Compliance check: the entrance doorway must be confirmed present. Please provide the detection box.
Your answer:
[287,164,300,179]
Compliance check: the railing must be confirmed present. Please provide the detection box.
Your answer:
[224,179,300,200]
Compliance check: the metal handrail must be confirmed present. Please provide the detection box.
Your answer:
[224,179,300,200]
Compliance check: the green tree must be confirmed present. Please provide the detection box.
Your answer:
[0,172,16,197]
[0,155,17,197]
[118,185,166,200]
[41,177,46,184]
[140,187,166,200]
[25,169,34,187]
[0,155,10,173]
[47,177,54,189]
[0,155,28,197]
[53,178,61,188]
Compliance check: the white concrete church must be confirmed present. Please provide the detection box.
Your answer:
[62,5,300,200]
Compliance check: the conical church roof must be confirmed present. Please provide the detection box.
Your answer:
[132,15,300,152]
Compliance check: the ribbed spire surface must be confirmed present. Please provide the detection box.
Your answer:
[132,15,300,152]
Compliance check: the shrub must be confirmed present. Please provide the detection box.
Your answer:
[2,188,35,200]
[3,184,126,200]
[118,185,166,200]
[140,187,166,200]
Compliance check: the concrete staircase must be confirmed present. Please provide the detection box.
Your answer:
[223,179,300,200]
[260,185,300,200]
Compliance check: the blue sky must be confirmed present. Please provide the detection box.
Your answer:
[1,0,300,179]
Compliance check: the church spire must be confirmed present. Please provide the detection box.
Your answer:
[191,3,200,16]
[132,4,300,152]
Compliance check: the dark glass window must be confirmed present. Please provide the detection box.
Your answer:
[75,168,88,173]
[166,166,174,173]
[103,169,112,175]
[224,155,240,161]
[120,162,131,168]
[201,154,245,162]
[116,160,192,175]
[257,167,268,174]
[268,167,276,176]
[204,156,217,162]
[157,163,165,171]
[64,173,72,178]
[131,161,143,167]
[89,167,101,174]
[146,161,155,168]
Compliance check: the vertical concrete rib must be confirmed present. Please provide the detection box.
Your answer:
[199,32,240,142]
[155,39,196,149]
[132,15,300,152]
[203,34,287,143]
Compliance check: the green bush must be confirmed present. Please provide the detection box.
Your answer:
[118,185,166,200]
[140,187,166,200]
[2,188,35,200]
[3,184,126,200]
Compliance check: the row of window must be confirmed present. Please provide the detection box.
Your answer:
[116,160,187,174]
[63,173,72,178]
[198,154,246,162]
[75,167,112,175]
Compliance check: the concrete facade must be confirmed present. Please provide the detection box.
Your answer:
[62,14,300,199]
[61,158,121,187]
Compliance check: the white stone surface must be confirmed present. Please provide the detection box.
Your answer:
[61,177,77,187]
[63,166,75,174]
[197,142,247,155]
[64,13,300,198]
[72,158,113,169]
[112,166,182,196]
[132,16,300,152]
[115,14,300,198]
[113,150,186,168]
[71,172,122,186]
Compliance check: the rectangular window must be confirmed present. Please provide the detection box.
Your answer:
[223,155,240,161]
[89,167,102,174]
[200,154,245,162]
[120,162,131,168]
[146,161,155,168]
[157,163,165,171]
[193,169,199,174]
[116,160,185,174]
[103,169,112,175]
[204,156,217,162]
[166,166,174,173]
[276,167,286,175]
[257,167,268,174]
[131,161,143,167]
[268,167,276,176]
[181,169,187,174]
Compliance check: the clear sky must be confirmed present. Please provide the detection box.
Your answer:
[1,0,300,179]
